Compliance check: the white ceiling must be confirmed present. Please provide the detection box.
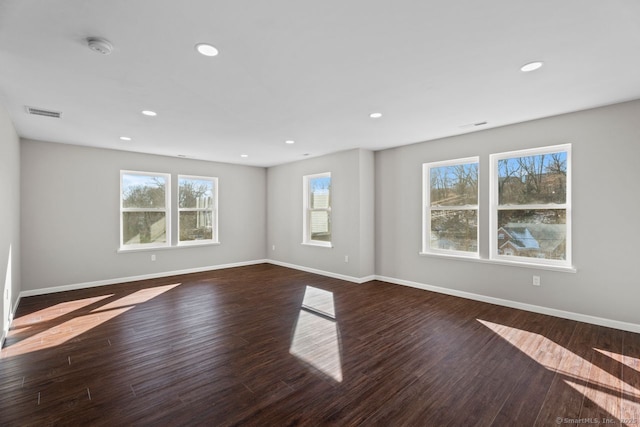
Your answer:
[1,0,639,167]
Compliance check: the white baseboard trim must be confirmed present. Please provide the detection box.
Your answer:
[18,259,268,299]
[11,260,639,335]
[1,297,20,348]
[1,325,6,349]
[266,259,374,284]
[375,275,640,334]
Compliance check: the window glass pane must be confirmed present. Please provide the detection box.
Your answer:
[430,210,477,252]
[122,212,166,245]
[179,178,214,209]
[180,211,213,241]
[122,174,166,209]
[310,210,331,241]
[498,152,567,205]
[430,163,478,206]
[497,209,566,260]
[310,176,331,209]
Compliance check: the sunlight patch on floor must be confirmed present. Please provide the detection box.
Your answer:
[290,286,343,382]
[595,348,640,372]
[1,283,181,358]
[301,286,336,318]
[10,294,114,330]
[1,307,132,357]
[92,283,181,312]
[478,319,640,420]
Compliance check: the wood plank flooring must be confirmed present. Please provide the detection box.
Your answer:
[1,264,639,426]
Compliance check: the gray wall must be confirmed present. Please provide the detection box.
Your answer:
[0,105,20,339]
[20,140,266,292]
[357,149,375,278]
[10,100,640,328]
[267,148,375,280]
[375,99,640,325]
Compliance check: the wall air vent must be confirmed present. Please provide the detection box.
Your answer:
[26,106,62,118]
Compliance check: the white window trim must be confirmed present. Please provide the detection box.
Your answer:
[417,251,577,273]
[489,143,572,269]
[177,175,219,246]
[120,170,171,251]
[422,157,479,259]
[302,172,333,248]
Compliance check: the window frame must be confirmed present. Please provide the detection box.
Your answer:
[302,172,332,248]
[422,157,480,259]
[120,170,171,250]
[490,144,572,268]
[177,175,219,246]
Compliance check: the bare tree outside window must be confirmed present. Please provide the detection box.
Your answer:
[121,172,169,247]
[424,158,479,256]
[493,146,570,265]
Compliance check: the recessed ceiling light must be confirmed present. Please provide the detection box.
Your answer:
[285,140,295,144]
[369,112,383,119]
[119,136,131,141]
[240,154,248,158]
[195,43,219,57]
[141,110,157,117]
[520,61,544,72]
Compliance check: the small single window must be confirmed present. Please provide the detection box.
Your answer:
[303,172,332,247]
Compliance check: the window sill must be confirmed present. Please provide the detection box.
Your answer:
[118,242,220,253]
[418,251,577,273]
[177,241,220,248]
[301,242,333,248]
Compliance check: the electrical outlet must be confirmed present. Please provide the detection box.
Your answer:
[532,275,540,286]
[344,255,349,263]
[272,245,276,251]
[151,254,156,262]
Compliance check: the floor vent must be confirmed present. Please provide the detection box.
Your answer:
[26,106,62,118]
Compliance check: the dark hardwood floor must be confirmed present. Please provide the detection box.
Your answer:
[1,264,639,426]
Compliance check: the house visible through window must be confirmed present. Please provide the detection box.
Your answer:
[422,157,479,257]
[491,144,571,267]
[178,175,217,244]
[120,171,170,249]
[303,172,332,247]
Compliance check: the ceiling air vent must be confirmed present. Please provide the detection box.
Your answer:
[26,106,62,119]
[459,121,487,129]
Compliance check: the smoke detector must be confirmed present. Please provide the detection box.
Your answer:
[87,37,113,55]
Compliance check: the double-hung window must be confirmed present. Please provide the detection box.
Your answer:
[178,175,218,244]
[490,144,571,267]
[120,171,170,249]
[303,172,332,247]
[422,158,479,257]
